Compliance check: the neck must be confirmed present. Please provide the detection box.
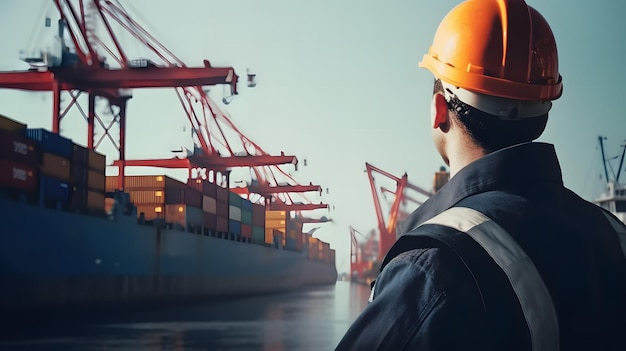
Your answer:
[447,135,486,177]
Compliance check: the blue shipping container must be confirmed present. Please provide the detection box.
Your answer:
[26,129,73,159]
[40,175,71,202]
[241,199,253,211]
[228,219,241,234]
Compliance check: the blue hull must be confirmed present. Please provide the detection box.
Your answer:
[0,196,337,310]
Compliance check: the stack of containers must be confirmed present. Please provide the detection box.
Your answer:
[105,175,203,233]
[240,198,253,241]
[200,180,218,235]
[26,128,73,209]
[285,221,303,252]
[70,143,106,213]
[265,210,287,247]
[251,203,265,245]
[307,235,319,260]
[328,248,336,264]
[215,186,230,234]
[0,115,39,197]
[228,191,242,240]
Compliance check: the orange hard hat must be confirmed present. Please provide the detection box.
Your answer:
[419,0,563,102]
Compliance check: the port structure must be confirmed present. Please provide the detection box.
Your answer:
[365,163,432,263]
[0,0,329,218]
[350,163,440,283]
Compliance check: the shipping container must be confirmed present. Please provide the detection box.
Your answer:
[40,175,71,202]
[26,128,73,159]
[229,205,242,221]
[215,186,229,202]
[0,114,26,134]
[241,198,253,211]
[72,143,89,167]
[70,164,88,187]
[202,180,217,197]
[252,226,264,244]
[252,203,265,227]
[241,209,252,225]
[0,159,38,192]
[184,187,202,208]
[71,185,88,209]
[135,204,165,221]
[241,223,252,239]
[88,148,106,171]
[203,212,217,232]
[229,191,242,207]
[228,219,241,235]
[216,199,229,218]
[265,228,284,247]
[127,189,185,205]
[112,175,187,190]
[165,204,203,233]
[87,169,105,193]
[266,210,287,220]
[40,152,71,182]
[0,129,39,166]
[216,216,229,233]
[202,195,217,214]
[87,190,105,212]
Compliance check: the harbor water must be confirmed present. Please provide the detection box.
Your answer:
[0,281,370,351]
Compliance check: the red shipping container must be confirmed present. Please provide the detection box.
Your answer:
[215,185,229,202]
[0,129,39,166]
[184,187,202,208]
[0,159,37,192]
[216,216,229,232]
[241,223,252,238]
[202,180,217,197]
[216,199,229,218]
[203,212,217,231]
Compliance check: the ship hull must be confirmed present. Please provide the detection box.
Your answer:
[0,197,337,311]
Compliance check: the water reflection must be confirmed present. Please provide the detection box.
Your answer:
[0,281,370,351]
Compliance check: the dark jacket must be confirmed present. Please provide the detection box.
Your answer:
[336,142,626,351]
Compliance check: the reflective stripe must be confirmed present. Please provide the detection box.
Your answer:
[601,211,626,257]
[423,207,559,351]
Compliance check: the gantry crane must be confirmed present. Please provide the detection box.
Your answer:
[365,163,433,263]
[0,0,329,214]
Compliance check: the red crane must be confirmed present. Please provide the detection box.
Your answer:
[0,0,329,213]
[365,163,433,263]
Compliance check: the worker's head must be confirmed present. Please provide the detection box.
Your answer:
[419,0,562,154]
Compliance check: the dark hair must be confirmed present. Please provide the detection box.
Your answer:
[433,79,548,153]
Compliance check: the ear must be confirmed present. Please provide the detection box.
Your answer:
[432,92,449,131]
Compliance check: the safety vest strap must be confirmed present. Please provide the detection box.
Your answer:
[421,207,559,351]
[600,211,626,257]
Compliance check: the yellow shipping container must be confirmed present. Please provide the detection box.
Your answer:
[265,228,285,246]
[265,210,287,220]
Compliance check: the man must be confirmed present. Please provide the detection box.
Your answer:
[336,0,626,350]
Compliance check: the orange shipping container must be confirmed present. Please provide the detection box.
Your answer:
[87,169,105,192]
[265,228,284,246]
[135,204,165,221]
[40,152,71,182]
[113,175,187,190]
[88,148,106,171]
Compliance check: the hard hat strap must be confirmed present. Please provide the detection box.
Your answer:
[441,81,552,120]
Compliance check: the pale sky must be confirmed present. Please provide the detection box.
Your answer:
[1,0,625,274]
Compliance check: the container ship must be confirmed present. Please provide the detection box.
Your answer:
[0,113,337,312]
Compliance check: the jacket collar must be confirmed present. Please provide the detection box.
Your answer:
[397,142,563,236]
